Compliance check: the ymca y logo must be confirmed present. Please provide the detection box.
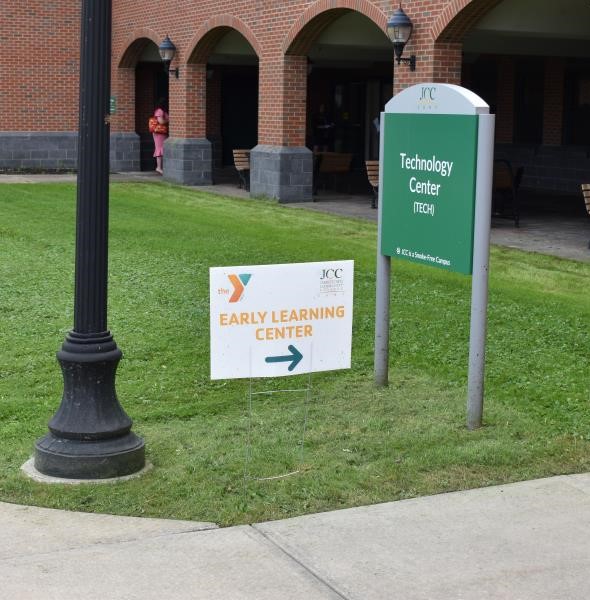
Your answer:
[228,273,251,302]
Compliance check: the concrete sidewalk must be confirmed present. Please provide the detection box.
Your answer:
[0,172,160,184]
[2,472,589,599]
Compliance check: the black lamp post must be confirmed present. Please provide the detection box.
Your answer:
[34,0,145,479]
[387,5,416,71]
[159,36,179,78]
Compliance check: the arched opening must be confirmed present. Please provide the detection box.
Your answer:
[456,0,590,204]
[289,9,393,195]
[129,40,169,171]
[190,27,259,183]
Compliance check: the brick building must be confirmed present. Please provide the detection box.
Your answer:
[2,0,589,202]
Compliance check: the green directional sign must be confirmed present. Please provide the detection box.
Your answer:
[381,113,479,274]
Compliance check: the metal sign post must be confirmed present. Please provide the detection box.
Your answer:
[244,376,311,483]
[467,114,495,429]
[374,84,495,429]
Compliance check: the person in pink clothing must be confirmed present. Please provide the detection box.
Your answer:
[152,98,169,175]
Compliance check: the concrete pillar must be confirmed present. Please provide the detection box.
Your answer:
[251,55,312,202]
[206,69,223,168]
[110,133,140,172]
[250,145,312,202]
[165,62,212,185]
[109,66,140,171]
[164,138,212,185]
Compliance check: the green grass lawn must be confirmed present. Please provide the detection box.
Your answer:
[1,181,589,525]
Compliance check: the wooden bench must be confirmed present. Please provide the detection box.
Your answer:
[232,149,251,190]
[314,152,353,194]
[318,152,353,175]
[492,159,522,227]
[582,184,590,248]
[365,160,379,209]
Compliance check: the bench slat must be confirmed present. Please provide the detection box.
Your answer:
[582,184,590,215]
[365,160,379,187]
[233,149,251,173]
[318,152,353,173]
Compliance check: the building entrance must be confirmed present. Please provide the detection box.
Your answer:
[308,70,391,168]
[218,65,258,166]
[303,10,393,194]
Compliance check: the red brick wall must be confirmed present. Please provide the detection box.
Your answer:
[2,0,80,132]
[257,56,308,146]
[110,0,496,143]
[168,63,207,137]
[111,0,398,146]
[111,67,136,133]
[432,0,503,42]
[5,0,565,151]
[206,70,222,139]
[0,0,516,138]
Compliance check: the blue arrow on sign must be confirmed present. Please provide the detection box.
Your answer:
[265,345,303,372]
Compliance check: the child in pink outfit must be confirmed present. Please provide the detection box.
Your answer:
[153,101,169,175]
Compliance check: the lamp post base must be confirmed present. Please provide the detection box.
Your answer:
[34,331,145,480]
[34,432,145,480]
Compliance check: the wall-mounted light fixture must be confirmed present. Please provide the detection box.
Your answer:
[386,5,416,71]
[159,36,179,78]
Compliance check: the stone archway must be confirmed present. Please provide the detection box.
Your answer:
[187,16,262,64]
[115,35,168,172]
[109,34,165,172]
[283,0,388,56]
[159,16,262,186]
[187,19,260,176]
[274,3,392,199]
[430,0,504,43]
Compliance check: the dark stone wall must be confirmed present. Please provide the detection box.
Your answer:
[250,145,313,203]
[163,138,212,185]
[0,133,78,171]
[110,133,141,172]
[0,132,140,173]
